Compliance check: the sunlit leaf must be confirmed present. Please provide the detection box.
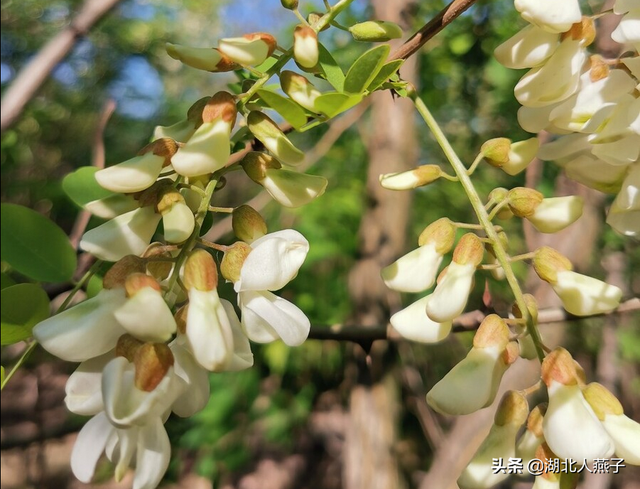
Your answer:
[343,45,390,94]
[314,92,363,118]
[62,167,114,208]
[367,59,404,92]
[318,43,345,91]
[1,204,77,283]
[257,90,308,130]
[1,283,50,345]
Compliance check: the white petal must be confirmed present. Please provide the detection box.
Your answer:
[602,414,640,465]
[612,9,640,45]
[85,194,139,219]
[166,43,223,71]
[162,200,195,243]
[114,288,177,342]
[390,295,452,343]
[425,262,475,323]
[564,154,628,194]
[220,299,254,371]
[261,169,327,208]
[80,206,161,262]
[379,170,422,190]
[95,153,165,194]
[502,138,540,176]
[382,242,442,293]
[240,290,310,346]
[33,289,127,362]
[113,427,137,482]
[186,289,234,371]
[133,418,171,489]
[515,40,586,108]
[553,270,623,316]
[426,346,505,415]
[170,340,210,417]
[494,24,559,69]
[514,0,582,33]
[171,120,230,177]
[102,357,177,428]
[236,229,309,292]
[543,381,614,461]
[516,429,543,467]
[65,351,113,415]
[294,33,319,68]
[71,412,113,483]
[219,37,270,66]
[458,424,519,489]
[527,196,583,233]
[153,118,197,143]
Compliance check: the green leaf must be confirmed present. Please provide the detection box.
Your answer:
[1,284,50,345]
[367,59,404,92]
[318,43,345,91]
[1,204,77,282]
[0,273,16,290]
[257,90,308,130]
[314,92,363,118]
[343,45,390,94]
[62,167,114,208]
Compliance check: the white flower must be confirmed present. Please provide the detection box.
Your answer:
[389,295,452,343]
[171,120,231,177]
[261,168,328,208]
[33,288,127,362]
[153,118,197,143]
[552,270,623,316]
[71,412,170,489]
[84,194,139,220]
[382,242,443,293]
[161,199,195,243]
[425,262,475,322]
[80,206,161,262]
[166,43,238,72]
[218,33,276,66]
[612,8,640,50]
[65,351,113,416]
[293,26,319,68]
[590,95,640,166]
[95,153,165,194]
[169,340,211,418]
[514,0,582,33]
[102,356,180,428]
[280,70,322,112]
[494,24,559,69]
[526,196,584,233]
[544,381,614,460]
[607,163,640,236]
[246,112,305,166]
[379,165,442,190]
[514,39,586,108]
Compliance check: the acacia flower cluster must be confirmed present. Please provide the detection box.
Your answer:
[495,0,640,236]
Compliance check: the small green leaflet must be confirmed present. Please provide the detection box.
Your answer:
[257,90,308,130]
[1,283,50,345]
[343,45,390,94]
[318,43,345,92]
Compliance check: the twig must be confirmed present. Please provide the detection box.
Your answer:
[388,0,478,62]
[307,298,640,343]
[0,0,123,134]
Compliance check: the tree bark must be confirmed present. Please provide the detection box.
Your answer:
[343,1,418,487]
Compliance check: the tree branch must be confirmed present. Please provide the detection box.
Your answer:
[0,0,123,134]
[307,298,640,343]
[389,0,478,62]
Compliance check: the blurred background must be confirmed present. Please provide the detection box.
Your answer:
[1,0,638,488]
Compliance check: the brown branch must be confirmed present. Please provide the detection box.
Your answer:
[307,298,640,343]
[389,0,478,62]
[0,0,123,134]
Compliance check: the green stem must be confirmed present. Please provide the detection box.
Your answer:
[1,341,37,391]
[412,94,545,363]
[467,152,485,175]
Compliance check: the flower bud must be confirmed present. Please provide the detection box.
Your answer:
[232,205,268,243]
[379,165,442,190]
[133,342,174,392]
[507,187,544,218]
[103,255,147,289]
[84,194,139,220]
[512,293,539,325]
[452,233,484,267]
[171,92,236,177]
[263,167,328,208]
[516,403,547,466]
[293,25,319,68]
[157,190,195,244]
[583,382,640,465]
[348,21,403,42]
[526,195,583,233]
[153,97,210,143]
[418,218,456,252]
[486,138,540,176]
[218,32,277,66]
[307,12,329,31]
[123,272,161,298]
[115,333,144,362]
[183,249,218,291]
[241,151,282,182]
[281,0,298,9]
[166,43,240,72]
[533,246,573,284]
[541,348,615,461]
[458,391,528,489]
[280,70,322,112]
[246,112,305,165]
[382,242,444,293]
[389,295,452,343]
[220,242,253,283]
[143,243,174,282]
[95,139,178,194]
[481,138,511,166]
[488,188,513,219]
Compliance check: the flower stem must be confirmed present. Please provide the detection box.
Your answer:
[1,341,37,391]
[411,94,545,363]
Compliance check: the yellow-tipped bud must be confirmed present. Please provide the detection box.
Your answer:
[280,70,322,112]
[562,16,596,47]
[220,242,253,283]
[241,151,282,182]
[281,0,298,10]
[507,187,544,218]
[473,314,510,350]
[124,273,161,298]
[452,233,484,267]
[246,112,305,165]
[133,342,174,392]
[582,383,624,419]
[533,246,573,284]
[232,205,268,243]
[202,91,238,126]
[379,165,442,190]
[541,347,580,387]
[183,249,218,291]
[482,138,511,166]
[494,390,529,427]
[103,255,147,289]
[293,25,319,68]
[418,218,456,254]
[348,20,403,42]
[166,43,240,72]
